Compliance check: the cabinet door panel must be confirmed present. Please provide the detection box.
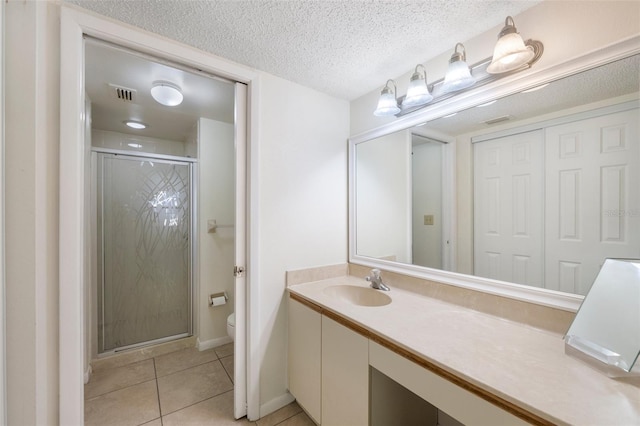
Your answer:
[321,316,368,426]
[288,299,321,423]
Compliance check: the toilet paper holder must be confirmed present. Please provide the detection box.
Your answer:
[209,291,228,307]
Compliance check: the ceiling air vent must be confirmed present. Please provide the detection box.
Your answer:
[108,84,137,102]
[484,115,513,125]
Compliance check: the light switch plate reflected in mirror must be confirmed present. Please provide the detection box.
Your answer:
[565,258,640,376]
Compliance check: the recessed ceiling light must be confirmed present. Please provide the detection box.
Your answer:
[522,83,550,93]
[476,100,497,108]
[150,81,183,106]
[127,143,143,148]
[125,121,147,129]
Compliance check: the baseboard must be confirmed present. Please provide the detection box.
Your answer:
[260,392,295,418]
[197,335,232,351]
[84,365,92,384]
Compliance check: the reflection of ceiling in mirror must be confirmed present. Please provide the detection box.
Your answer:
[422,54,640,137]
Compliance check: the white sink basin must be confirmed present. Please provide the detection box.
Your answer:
[323,285,391,307]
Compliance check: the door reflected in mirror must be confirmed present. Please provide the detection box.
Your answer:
[353,54,640,296]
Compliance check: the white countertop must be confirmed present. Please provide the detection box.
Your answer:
[289,276,640,425]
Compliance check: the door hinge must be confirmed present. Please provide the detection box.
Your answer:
[234,266,245,277]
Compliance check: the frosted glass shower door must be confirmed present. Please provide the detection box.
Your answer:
[98,154,192,353]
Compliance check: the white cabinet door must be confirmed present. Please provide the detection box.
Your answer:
[545,108,640,294]
[288,298,321,423]
[321,316,369,426]
[474,130,544,287]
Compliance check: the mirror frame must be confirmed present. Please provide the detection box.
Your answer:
[349,35,640,312]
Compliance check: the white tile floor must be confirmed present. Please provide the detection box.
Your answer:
[85,344,314,425]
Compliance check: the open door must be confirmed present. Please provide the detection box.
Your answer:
[233,82,248,419]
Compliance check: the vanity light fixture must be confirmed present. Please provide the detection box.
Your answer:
[441,43,476,93]
[150,81,183,106]
[373,79,401,116]
[487,16,541,74]
[402,65,433,108]
[373,15,543,118]
[125,120,147,129]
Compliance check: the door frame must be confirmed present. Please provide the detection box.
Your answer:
[59,5,261,423]
[0,1,6,423]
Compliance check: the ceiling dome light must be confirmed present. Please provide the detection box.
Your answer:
[441,43,476,93]
[125,120,147,129]
[402,64,433,108]
[373,79,400,116]
[150,81,183,106]
[487,16,536,74]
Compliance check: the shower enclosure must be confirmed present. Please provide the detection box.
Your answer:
[96,153,194,353]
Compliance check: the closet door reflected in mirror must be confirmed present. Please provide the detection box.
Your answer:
[473,107,640,295]
[474,130,544,287]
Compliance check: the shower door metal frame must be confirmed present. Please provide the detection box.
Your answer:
[93,148,198,354]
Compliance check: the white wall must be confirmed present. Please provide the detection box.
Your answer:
[197,118,235,345]
[0,1,5,423]
[5,1,60,425]
[356,130,411,262]
[257,72,349,412]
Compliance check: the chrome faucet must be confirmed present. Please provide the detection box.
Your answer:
[365,268,390,291]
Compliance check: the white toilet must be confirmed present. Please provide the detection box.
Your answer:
[227,313,235,341]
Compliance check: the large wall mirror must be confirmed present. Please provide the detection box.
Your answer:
[349,40,640,310]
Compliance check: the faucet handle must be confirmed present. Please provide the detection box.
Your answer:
[365,268,380,282]
[365,269,390,291]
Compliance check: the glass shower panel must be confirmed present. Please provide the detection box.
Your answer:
[98,154,192,353]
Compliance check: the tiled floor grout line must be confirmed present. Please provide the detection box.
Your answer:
[85,377,158,401]
[152,358,163,425]
[272,410,300,426]
[160,388,236,419]
[154,347,222,379]
[220,354,234,384]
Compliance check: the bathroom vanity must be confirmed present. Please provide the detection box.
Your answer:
[287,273,640,425]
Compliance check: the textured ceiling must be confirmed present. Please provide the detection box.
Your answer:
[66,0,540,100]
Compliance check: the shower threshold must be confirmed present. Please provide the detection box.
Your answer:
[98,332,192,358]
